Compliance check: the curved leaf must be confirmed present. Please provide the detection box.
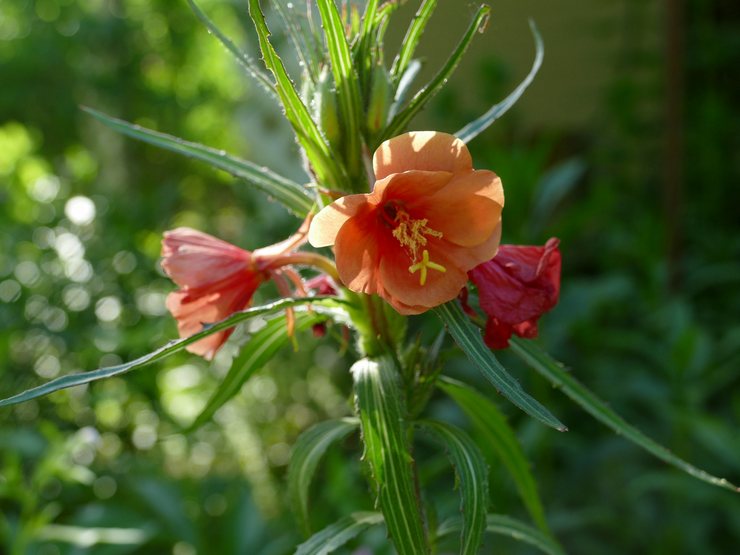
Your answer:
[434,301,566,431]
[295,512,384,555]
[82,107,313,217]
[288,418,360,536]
[390,0,438,81]
[352,357,429,554]
[248,0,347,189]
[381,4,490,142]
[0,297,341,408]
[509,337,740,493]
[439,377,551,534]
[188,311,327,431]
[417,420,488,555]
[456,20,544,143]
[438,514,566,555]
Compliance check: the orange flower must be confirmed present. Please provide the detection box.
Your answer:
[161,223,310,360]
[309,131,504,314]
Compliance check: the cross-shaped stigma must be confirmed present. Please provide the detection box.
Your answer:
[408,249,447,285]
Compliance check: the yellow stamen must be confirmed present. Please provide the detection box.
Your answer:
[392,211,442,262]
[409,249,447,286]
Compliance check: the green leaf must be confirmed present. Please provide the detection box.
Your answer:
[0,298,339,408]
[437,514,566,555]
[417,420,488,555]
[509,337,740,493]
[456,20,544,143]
[352,357,429,554]
[82,107,313,217]
[188,311,326,431]
[390,0,438,81]
[288,418,360,536]
[273,0,320,84]
[381,4,490,143]
[439,377,551,534]
[295,512,384,555]
[185,0,277,98]
[248,0,347,189]
[316,0,364,180]
[434,301,566,431]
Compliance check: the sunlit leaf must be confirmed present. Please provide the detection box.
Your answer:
[248,0,348,189]
[434,301,566,431]
[509,337,740,493]
[456,20,544,143]
[82,107,313,217]
[439,377,552,534]
[417,419,488,555]
[390,0,438,81]
[352,357,429,554]
[381,4,490,143]
[0,298,341,408]
[288,418,360,536]
[188,311,327,431]
[316,0,364,180]
[295,512,384,555]
[186,0,277,97]
[437,514,566,555]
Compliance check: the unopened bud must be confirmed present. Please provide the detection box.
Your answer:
[313,67,342,149]
[366,64,392,138]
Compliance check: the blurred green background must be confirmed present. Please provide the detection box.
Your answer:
[1,0,738,553]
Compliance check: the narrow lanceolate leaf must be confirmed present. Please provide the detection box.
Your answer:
[356,0,380,85]
[510,337,740,493]
[316,0,364,178]
[439,377,552,535]
[381,5,490,142]
[82,107,313,217]
[390,0,438,81]
[295,512,384,555]
[434,301,566,431]
[437,514,566,555]
[188,311,326,431]
[417,420,488,555]
[288,418,360,536]
[456,20,544,143]
[186,0,276,98]
[352,358,429,554]
[0,298,339,408]
[248,0,347,189]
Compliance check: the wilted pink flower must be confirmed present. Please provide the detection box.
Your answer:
[161,222,312,360]
[468,238,561,349]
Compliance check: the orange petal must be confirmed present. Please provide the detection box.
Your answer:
[308,194,369,248]
[375,170,453,203]
[333,209,383,295]
[442,221,502,271]
[373,132,473,180]
[417,170,503,247]
[378,243,468,310]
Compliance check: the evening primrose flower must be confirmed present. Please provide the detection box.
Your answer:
[468,238,562,349]
[161,219,331,359]
[309,131,504,314]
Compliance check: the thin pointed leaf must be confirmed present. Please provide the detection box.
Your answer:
[295,512,384,555]
[288,418,360,536]
[273,0,319,84]
[352,357,429,554]
[0,298,340,408]
[434,301,566,431]
[188,311,326,431]
[248,0,347,189]
[316,0,364,178]
[186,0,276,98]
[390,0,437,80]
[389,59,422,120]
[439,377,551,534]
[417,420,488,555]
[381,5,490,142]
[456,20,544,143]
[82,107,313,217]
[509,337,740,493]
[437,514,566,555]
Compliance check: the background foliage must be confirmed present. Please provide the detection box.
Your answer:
[1,0,738,553]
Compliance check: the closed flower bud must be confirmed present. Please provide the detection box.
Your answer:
[366,63,392,138]
[313,67,342,149]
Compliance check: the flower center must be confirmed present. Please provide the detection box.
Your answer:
[382,202,447,285]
